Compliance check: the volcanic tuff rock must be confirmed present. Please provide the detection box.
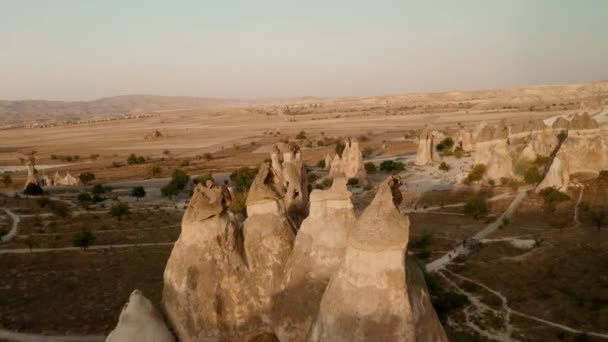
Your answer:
[274,178,356,341]
[328,138,368,184]
[270,143,309,227]
[106,290,175,342]
[23,159,39,189]
[415,127,442,166]
[308,176,448,342]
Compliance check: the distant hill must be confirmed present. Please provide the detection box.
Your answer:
[0,95,235,125]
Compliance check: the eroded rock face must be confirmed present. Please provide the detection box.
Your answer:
[274,178,356,341]
[270,143,309,227]
[24,159,39,189]
[415,127,442,166]
[474,122,514,182]
[308,176,447,342]
[328,138,368,184]
[106,290,175,342]
[162,181,262,341]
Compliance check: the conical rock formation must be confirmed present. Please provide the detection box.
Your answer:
[106,290,175,342]
[308,176,447,342]
[328,138,368,185]
[274,178,356,341]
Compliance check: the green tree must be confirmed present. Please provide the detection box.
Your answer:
[131,186,146,201]
[171,169,190,190]
[380,160,405,173]
[439,162,451,172]
[91,184,108,196]
[110,202,130,221]
[161,182,180,199]
[365,162,377,173]
[465,164,487,184]
[78,172,96,185]
[72,228,96,250]
[229,167,258,192]
[77,192,92,204]
[436,137,454,152]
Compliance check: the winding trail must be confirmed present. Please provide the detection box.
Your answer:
[405,191,518,214]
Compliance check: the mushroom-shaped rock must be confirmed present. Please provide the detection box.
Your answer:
[106,290,175,342]
[274,178,356,341]
[162,181,261,341]
[53,171,62,186]
[308,176,448,342]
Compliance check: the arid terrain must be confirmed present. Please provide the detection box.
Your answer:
[1,81,608,342]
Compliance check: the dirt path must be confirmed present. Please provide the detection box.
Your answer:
[0,329,104,342]
[0,242,174,254]
[0,208,21,243]
[425,186,530,273]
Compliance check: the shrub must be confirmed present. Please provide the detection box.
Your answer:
[439,162,450,172]
[23,183,43,196]
[307,172,320,184]
[380,160,405,173]
[347,178,360,186]
[463,197,489,219]
[2,174,12,187]
[171,169,190,191]
[364,162,377,173]
[148,165,162,177]
[321,178,333,189]
[317,160,326,168]
[78,172,95,185]
[77,192,92,204]
[203,152,213,161]
[229,167,258,192]
[89,154,100,161]
[110,202,130,221]
[72,228,96,250]
[523,167,543,184]
[598,170,608,181]
[411,230,433,248]
[335,143,346,157]
[91,184,109,195]
[539,187,570,212]
[436,137,454,152]
[362,146,375,157]
[180,160,190,167]
[229,191,248,217]
[465,164,487,184]
[363,184,373,191]
[127,154,146,165]
[112,161,121,168]
[296,131,307,139]
[161,182,180,199]
[192,173,214,185]
[163,150,170,155]
[453,146,464,158]
[131,186,146,201]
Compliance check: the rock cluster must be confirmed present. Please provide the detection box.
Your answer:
[111,168,446,341]
[328,138,368,185]
[50,171,81,186]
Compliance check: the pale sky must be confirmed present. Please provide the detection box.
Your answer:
[2,0,607,101]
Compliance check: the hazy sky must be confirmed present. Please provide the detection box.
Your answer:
[2,0,607,101]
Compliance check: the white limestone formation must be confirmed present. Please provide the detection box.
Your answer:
[274,178,356,341]
[328,138,368,184]
[308,176,448,342]
[106,290,175,342]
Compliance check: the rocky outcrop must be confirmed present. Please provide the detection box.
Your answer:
[415,127,442,166]
[23,159,39,189]
[328,138,368,184]
[308,176,448,342]
[106,290,175,342]
[474,122,513,182]
[323,154,332,170]
[270,143,309,227]
[274,178,356,341]
[162,180,264,341]
[454,126,474,152]
[49,171,81,186]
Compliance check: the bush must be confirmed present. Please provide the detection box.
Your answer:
[192,173,214,185]
[362,146,375,157]
[148,165,162,177]
[72,228,96,250]
[321,178,333,189]
[363,184,373,191]
[524,167,543,184]
[91,184,109,195]
[23,183,43,196]
[3,174,13,187]
[463,197,489,219]
[307,172,320,184]
[77,192,92,204]
[229,191,248,217]
[439,162,450,172]
[131,186,146,200]
[203,152,213,161]
[296,131,307,139]
[539,187,570,212]
[78,172,95,185]
[598,170,608,181]
[110,202,130,221]
[453,146,464,158]
[465,164,486,184]
[364,162,377,173]
[171,169,190,191]
[317,159,326,168]
[229,167,258,192]
[335,143,346,157]
[347,178,360,186]
[161,182,180,199]
[127,153,146,165]
[380,160,405,173]
[436,137,454,152]
[180,160,190,167]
